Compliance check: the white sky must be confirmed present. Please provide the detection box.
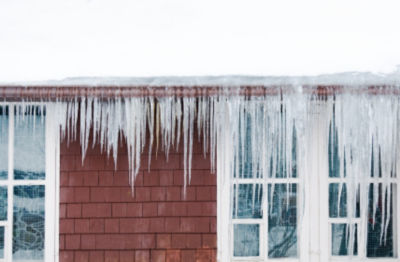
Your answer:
[1,0,400,82]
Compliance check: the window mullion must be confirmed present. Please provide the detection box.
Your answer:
[6,104,14,262]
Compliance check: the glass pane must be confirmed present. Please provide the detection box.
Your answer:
[367,183,393,257]
[13,185,45,262]
[0,106,8,180]
[232,184,262,219]
[236,117,257,179]
[268,184,297,258]
[331,224,358,256]
[233,224,260,257]
[0,187,7,220]
[0,226,4,259]
[14,107,45,180]
[328,117,341,178]
[329,183,347,218]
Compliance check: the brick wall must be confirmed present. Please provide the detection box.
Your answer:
[59,135,217,262]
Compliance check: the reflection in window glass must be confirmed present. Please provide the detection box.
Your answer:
[14,108,45,180]
[268,184,297,258]
[329,183,347,218]
[0,226,4,259]
[233,224,260,257]
[367,184,393,257]
[232,184,262,219]
[331,224,358,256]
[13,185,45,262]
[0,187,7,220]
[0,106,8,180]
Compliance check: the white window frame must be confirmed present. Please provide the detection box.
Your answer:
[0,103,59,262]
[217,100,400,262]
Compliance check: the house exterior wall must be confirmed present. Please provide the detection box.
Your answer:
[59,136,217,262]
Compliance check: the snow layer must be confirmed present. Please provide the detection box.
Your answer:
[1,0,400,82]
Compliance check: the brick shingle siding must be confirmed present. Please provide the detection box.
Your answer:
[59,135,217,262]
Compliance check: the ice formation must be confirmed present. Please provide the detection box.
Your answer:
[1,83,399,253]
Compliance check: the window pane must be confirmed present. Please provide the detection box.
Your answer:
[232,184,262,219]
[268,184,297,258]
[0,106,8,180]
[13,185,45,262]
[0,187,7,220]
[331,223,358,256]
[233,224,260,257]
[329,183,347,218]
[367,183,393,257]
[0,226,4,259]
[14,107,45,180]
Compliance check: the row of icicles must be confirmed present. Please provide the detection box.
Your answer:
[4,86,400,253]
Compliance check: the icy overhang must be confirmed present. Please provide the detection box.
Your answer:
[1,72,400,100]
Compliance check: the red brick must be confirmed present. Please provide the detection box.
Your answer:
[186,234,202,248]
[75,187,90,202]
[77,155,106,171]
[135,250,150,262]
[126,203,143,217]
[135,187,151,202]
[133,172,144,187]
[60,141,80,155]
[202,234,216,248]
[156,234,171,249]
[89,219,105,233]
[99,171,114,186]
[67,204,81,218]
[158,203,186,216]
[197,187,215,201]
[166,187,181,201]
[173,171,184,186]
[95,234,126,250]
[151,250,165,262]
[159,171,173,186]
[202,202,216,216]
[84,172,99,186]
[144,154,180,171]
[75,251,89,262]
[114,171,129,185]
[151,187,166,201]
[196,249,212,262]
[141,234,156,249]
[187,202,202,216]
[210,218,216,233]
[181,187,196,201]
[60,188,74,203]
[165,217,180,232]
[166,250,180,262]
[120,218,149,233]
[112,203,127,217]
[90,251,104,262]
[144,172,159,186]
[149,218,165,232]
[105,218,119,233]
[69,172,84,186]
[189,170,205,185]
[60,204,67,218]
[91,187,121,202]
[120,188,136,202]
[75,219,90,233]
[105,251,119,262]
[143,203,157,217]
[181,250,196,262]
[61,155,76,171]
[82,203,111,217]
[120,251,134,262]
[60,235,65,250]
[203,174,216,186]
[66,235,80,249]
[81,234,96,250]
[125,234,142,249]
[60,219,74,234]
[191,155,211,170]
[171,234,186,249]
[60,172,69,186]
[60,251,74,262]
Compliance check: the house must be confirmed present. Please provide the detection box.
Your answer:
[0,75,399,262]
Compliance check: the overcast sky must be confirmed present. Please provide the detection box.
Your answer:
[1,0,400,82]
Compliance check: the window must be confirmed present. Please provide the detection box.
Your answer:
[217,101,399,262]
[0,104,58,262]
